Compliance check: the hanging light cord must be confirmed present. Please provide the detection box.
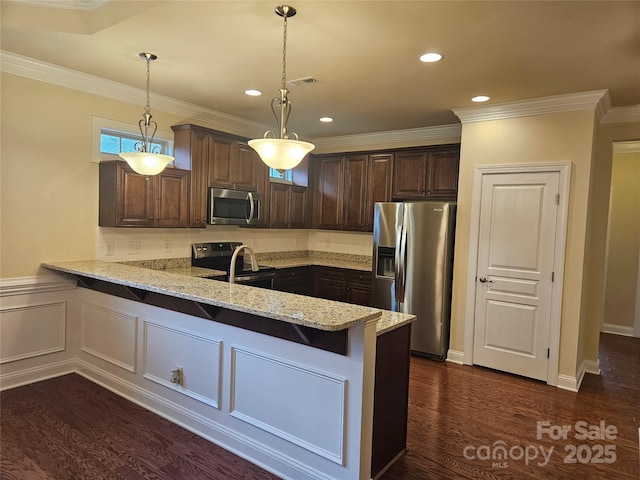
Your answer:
[280,7,288,90]
[144,54,152,117]
[270,6,298,141]
[138,53,158,153]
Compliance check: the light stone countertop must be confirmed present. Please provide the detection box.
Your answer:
[42,260,407,333]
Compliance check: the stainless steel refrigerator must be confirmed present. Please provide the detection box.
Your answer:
[372,201,456,360]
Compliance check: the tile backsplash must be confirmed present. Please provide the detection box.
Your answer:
[96,226,372,262]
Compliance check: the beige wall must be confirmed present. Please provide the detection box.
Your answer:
[0,73,374,278]
[449,110,598,379]
[582,121,640,362]
[603,151,640,328]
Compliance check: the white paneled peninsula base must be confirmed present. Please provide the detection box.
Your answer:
[39,261,415,480]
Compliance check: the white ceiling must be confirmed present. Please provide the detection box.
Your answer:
[2,0,639,139]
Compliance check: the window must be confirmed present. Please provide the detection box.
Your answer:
[92,116,173,164]
[269,167,293,183]
[99,130,168,157]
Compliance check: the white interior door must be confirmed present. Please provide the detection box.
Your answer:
[473,171,560,381]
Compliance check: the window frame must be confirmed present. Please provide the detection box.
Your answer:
[92,116,174,164]
[269,167,294,184]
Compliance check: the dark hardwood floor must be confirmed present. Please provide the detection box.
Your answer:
[1,333,638,479]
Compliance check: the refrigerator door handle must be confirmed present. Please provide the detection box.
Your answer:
[396,223,407,303]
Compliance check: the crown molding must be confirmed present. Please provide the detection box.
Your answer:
[0,50,268,139]
[16,0,110,10]
[452,90,610,124]
[613,141,640,154]
[601,104,640,124]
[312,124,462,154]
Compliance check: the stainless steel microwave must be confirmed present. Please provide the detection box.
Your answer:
[208,187,260,225]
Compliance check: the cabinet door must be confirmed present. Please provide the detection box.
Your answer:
[392,150,428,199]
[345,270,372,306]
[315,267,347,302]
[189,130,210,227]
[234,143,260,191]
[342,155,369,231]
[118,165,154,227]
[315,156,344,229]
[154,169,189,228]
[274,267,313,295]
[366,153,393,231]
[208,138,234,188]
[289,186,308,228]
[269,183,291,228]
[426,147,460,199]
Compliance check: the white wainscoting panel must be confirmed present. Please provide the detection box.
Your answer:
[0,301,66,363]
[80,302,137,373]
[143,321,222,409]
[230,346,346,464]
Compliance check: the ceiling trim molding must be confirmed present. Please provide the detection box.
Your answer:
[452,90,610,124]
[613,141,640,154]
[312,124,462,154]
[0,50,268,139]
[602,105,640,124]
[16,0,110,10]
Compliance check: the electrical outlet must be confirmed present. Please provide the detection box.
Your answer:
[105,241,115,256]
[127,241,141,255]
[163,240,171,253]
[170,367,183,386]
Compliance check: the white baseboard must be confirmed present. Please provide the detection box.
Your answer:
[557,372,580,393]
[602,323,635,337]
[557,357,600,393]
[446,349,465,364]
[583,359,601,375]
[0,359,76,391]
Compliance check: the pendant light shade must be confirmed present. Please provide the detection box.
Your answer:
[119,53,173,176]
[249,5,315,172]
[118,151,174,176]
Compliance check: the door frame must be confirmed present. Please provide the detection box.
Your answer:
[463,162,571,386]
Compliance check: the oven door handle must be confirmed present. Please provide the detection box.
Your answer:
[246,192,255,224]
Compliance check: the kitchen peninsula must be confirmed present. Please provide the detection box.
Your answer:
[42,260,414,480]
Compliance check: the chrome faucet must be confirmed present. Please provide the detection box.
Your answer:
[229,244,259,283]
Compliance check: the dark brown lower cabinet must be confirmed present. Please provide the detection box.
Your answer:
[273,267,313,296]
[273,266,372,306]
[371,323,411,477]
[315,266,347,301]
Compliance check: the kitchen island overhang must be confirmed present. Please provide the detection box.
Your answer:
[41,260,415,480]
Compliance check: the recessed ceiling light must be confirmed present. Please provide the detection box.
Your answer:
[472,95,490,103]
[419,52,442,63]
[245,89,262,96]
[320,117,334,123]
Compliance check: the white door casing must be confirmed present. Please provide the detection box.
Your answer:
[463,163,571,386]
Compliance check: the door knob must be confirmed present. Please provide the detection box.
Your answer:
[479,276,493,283]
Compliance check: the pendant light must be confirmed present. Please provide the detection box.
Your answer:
[248,5,315,173]
[119,52,174,176]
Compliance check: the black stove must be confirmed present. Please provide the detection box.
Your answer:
[191,242,275,289]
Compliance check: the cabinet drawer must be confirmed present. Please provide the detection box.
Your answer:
[273,267,313,295]
[346,270,372,287]
[316,267,347,283]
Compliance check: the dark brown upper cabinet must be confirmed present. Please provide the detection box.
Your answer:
[392,145,460,200]
[172,124,269,228]
[313,152,393,232]
[99,160,189,228]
